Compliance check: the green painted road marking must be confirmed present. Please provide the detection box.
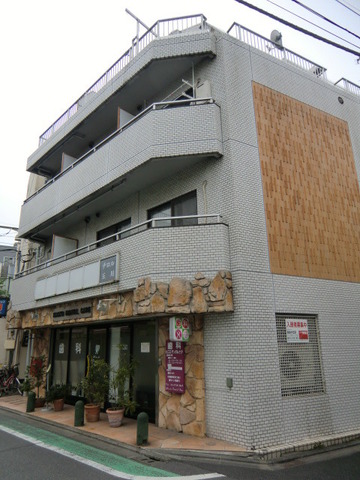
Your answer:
[0,416,224,480]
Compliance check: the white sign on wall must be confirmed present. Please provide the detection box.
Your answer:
[286,318,309,343]
[169,317,191,342]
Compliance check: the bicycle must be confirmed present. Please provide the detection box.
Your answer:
[0,364,23,396]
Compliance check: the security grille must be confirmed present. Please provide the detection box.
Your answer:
[276,314,325,397]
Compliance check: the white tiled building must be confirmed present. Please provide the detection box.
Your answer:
[9,15,360,449]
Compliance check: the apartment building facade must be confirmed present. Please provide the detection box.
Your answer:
[9,15,360,448]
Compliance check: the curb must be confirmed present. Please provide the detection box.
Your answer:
[1,404,360,466]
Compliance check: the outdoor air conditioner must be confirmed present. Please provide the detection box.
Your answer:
[279,346,317,396]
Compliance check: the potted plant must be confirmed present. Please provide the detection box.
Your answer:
[46,383,69,411]
[81,357,110,422]
[26,355,47,408]
[106,345,138,427]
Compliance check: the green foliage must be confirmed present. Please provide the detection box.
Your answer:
[25,355,47,398]
[81,357,110,405]
[46,383,70,402]
[108,345,138,415]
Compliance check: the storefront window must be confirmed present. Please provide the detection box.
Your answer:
[69,327,87,395]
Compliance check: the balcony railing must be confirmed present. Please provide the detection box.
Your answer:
[227,23,327,80]
[26,97,215,205]
[334,78,360,97]
[15,214,223,278]
[38,14,208,146]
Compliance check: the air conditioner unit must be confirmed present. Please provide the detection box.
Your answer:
[279,346,317,396]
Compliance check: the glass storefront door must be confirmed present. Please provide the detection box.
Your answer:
[133,320,157,421]
[69,327,87,396]
[53,329,69,385]
[51,321,157,420]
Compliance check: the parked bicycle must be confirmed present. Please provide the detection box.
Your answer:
[0,364,23,396]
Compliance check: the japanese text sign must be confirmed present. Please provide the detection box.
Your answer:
[165,341,185,394]
[286,318,309,343]
[169,316,191,342]
[99,255,118,284]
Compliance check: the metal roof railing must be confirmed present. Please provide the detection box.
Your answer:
[227,22,327,80]
[38,14,208,146]
[334,78,360,97]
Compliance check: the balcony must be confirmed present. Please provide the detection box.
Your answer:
[11,216,230,311]
[27,14,216,173]
[18,99,223,240]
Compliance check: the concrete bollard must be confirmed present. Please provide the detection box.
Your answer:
[136,412,149,446]
[26,391,36,412]
[74,400,84,426]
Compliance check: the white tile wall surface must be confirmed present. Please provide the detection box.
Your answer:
[14,24,360,449]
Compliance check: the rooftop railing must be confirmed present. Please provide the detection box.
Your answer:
[38,14,208,146]
[334,78,360,96]
[227,22,327,80]
[15,214,223,278]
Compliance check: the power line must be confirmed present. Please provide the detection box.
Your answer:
[265,0,360,50]
[291,0,360,41]
[335,0,360,17]
[233,0,360,57]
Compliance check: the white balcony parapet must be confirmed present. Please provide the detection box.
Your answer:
[25,98,216,205]
[227,22,327,81]
[15,214,224,279]
[38,14,208,146]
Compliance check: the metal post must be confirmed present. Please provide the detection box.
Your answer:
[136,412,149,445]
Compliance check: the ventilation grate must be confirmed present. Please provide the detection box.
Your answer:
[276,314,325,397]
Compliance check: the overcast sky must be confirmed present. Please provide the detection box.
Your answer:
[0,0,359,245]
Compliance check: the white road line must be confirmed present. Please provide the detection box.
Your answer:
[0,425,224,480]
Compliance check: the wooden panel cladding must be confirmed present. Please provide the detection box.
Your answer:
[252,82,360,283]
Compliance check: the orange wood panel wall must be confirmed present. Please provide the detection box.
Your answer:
[252,82,360,283]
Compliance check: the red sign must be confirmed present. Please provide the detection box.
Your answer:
[165,341,185,394]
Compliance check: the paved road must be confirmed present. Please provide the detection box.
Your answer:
[1,409,360,480]
[0,410,224,479]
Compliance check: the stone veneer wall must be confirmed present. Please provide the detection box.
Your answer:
[158,316,206,437]
[16,271,233,330]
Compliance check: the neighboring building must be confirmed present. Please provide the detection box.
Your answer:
[0,244,17,367]
[9,15,360,449]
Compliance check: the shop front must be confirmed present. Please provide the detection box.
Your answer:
[18,271,233,436]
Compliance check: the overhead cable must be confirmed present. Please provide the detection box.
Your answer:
[265,0,360,49]
[233,0,360,57]
[335,0,360,17]
[291,0,360,41]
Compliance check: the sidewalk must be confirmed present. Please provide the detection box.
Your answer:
[0,395,248,462]
[1,395,359,464]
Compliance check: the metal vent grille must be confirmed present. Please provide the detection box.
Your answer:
[276,314,325,397]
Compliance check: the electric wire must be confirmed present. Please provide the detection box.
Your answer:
[233,0,360,57]
[335,0,360,17]
[291,0,360,41]
[264,0,360,49]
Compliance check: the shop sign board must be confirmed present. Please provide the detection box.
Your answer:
[169,316,191,342]
[286,318,309,343]
[165,341,185,394]
[0,298,8,317]
[99,255,118,284]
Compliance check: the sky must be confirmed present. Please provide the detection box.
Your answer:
[0,0,359,246]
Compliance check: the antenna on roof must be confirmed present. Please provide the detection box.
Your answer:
[125,8,155,57]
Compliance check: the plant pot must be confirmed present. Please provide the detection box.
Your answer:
[106,408,125,428]
[34,397,46,408]
[85,404,101,422]
[53,398,65,412]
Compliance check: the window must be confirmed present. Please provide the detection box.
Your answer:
[276,314,325,397]
[97,218,131,247]
[148,191,197,227]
